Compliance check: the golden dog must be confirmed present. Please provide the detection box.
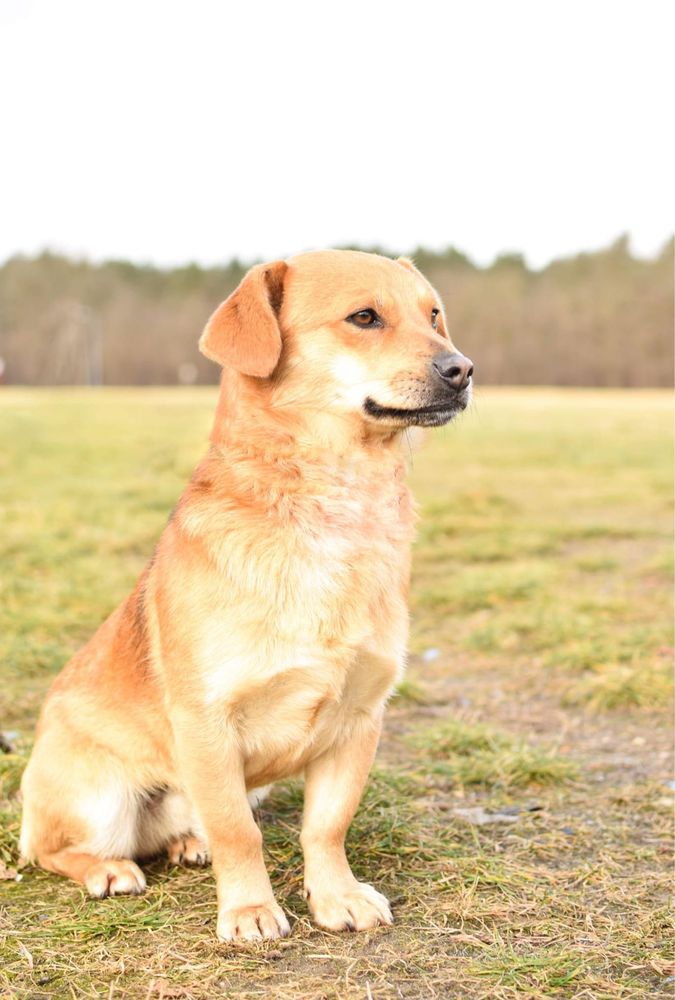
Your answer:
[20,250,473,941]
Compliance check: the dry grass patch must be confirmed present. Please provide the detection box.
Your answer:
[562,662,674,710]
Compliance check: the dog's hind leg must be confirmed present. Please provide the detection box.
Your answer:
[37,850,146,897]
[20,733,149,897]
[167,834,210,866]
[135,788,211,866]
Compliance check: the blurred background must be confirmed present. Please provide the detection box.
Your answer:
[1,237,672,386]
[0,0,672,387]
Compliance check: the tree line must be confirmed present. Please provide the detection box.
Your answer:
[0,236,672,386]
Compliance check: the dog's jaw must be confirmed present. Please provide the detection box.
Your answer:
[363,391,470,428]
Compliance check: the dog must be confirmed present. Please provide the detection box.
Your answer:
[20,249,473,941]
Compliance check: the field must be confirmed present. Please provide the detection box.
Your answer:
[0,387,673,999]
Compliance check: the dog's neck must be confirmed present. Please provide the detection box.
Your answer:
[209,369,404,463]
[180,371,413,540]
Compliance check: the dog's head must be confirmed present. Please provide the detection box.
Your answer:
[200,250,473,436]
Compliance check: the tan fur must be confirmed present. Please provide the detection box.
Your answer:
[20,249,472,941]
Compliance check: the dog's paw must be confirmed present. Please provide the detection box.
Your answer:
[305,880,392,932]
[217,902,291,942]
[85,859,147,898]
[168,835,210,866]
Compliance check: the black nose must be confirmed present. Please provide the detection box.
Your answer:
[432,352,474,391]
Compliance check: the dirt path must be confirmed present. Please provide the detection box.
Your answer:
[384,652,674,787]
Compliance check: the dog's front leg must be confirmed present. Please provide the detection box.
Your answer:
[301,712,393,931]
[171,713,289,942]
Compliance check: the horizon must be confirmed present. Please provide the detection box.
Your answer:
[2,231,672,275]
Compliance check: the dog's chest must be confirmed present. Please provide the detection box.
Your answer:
[199,469,414,756]
[211,462,413,637]
[269,472,413,643]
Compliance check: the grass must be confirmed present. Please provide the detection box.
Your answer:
[411,718,578,788]
[0,386,673,999]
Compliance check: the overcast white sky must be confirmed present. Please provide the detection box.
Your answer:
[1,0,672,269]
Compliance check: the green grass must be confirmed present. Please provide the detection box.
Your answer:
[410,389,674,713]
[411,718,578,788]
[0,387,673,999]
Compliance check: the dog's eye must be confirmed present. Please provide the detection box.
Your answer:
[346,308,382,329]
[431,309,440,329]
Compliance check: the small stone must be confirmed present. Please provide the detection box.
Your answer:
[422,648,441,662]
[453,807,519,826]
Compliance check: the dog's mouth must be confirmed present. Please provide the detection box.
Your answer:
[363,395,469,427]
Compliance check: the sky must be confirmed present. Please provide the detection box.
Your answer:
[1,0,672,269]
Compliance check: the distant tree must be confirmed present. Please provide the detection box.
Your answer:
[0,238,672,387]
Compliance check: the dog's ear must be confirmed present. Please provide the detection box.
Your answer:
[397,256,450,339]
[396,256,419,275]
[199,260,288,377]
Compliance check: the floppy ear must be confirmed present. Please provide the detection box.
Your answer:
[199,260,288,377]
